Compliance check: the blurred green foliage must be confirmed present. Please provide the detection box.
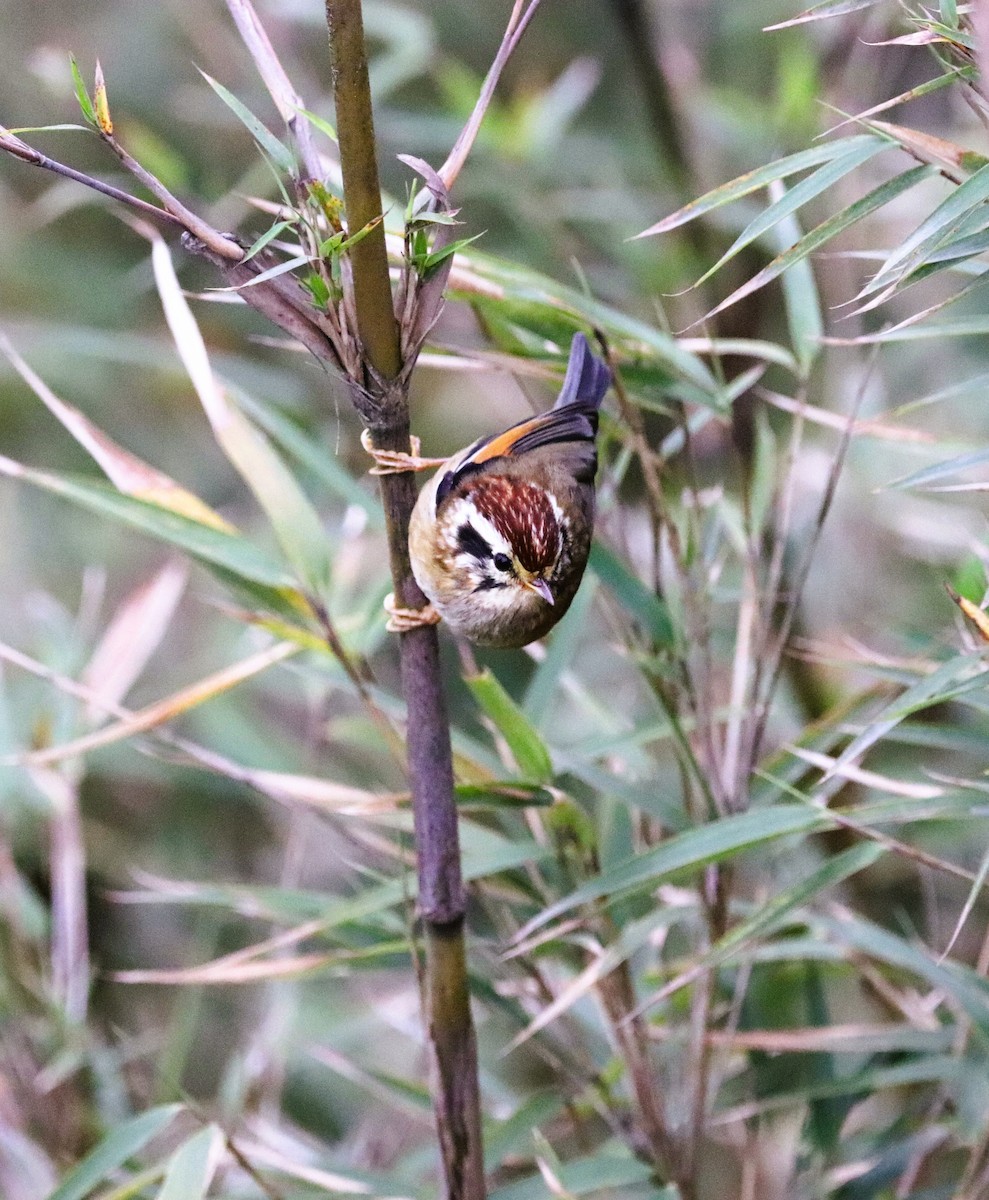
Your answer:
[5,2,989,1199]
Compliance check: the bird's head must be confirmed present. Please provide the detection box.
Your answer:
[438,475,565,609]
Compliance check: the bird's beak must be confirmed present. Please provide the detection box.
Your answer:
[523,577,555,606]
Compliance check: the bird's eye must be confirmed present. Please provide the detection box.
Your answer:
[493,552,513,573]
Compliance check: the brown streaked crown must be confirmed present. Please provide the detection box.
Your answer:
[465,476,561,573]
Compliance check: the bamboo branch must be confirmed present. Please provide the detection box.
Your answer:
[437,0,544,191]
[0,125,185,230]
[224,0,323,183]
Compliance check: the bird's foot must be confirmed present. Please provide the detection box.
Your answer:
[361,429,446,475]
[384,593,441,633]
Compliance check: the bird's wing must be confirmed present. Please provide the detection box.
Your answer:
[435,334,610,505]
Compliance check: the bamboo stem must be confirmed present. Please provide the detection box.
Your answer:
[325,3,485,1195]
[325,0,400,381]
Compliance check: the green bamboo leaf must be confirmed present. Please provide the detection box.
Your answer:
[455,782,554,809]
[315,1055,432,1111]
[828,652,989,780]
[521,804,833,936]
[236,392,383,525]
[636,135,885,238]
[0,319,310,404]
[911,20,973,48]
[693,136,891,290]
[8,122,92,134]
[843,315,989,343]
[891,370,989,417]
[868,120,989,177]
[0,456,293,588]
[198,70,295,174]
[467,669,554,782]
[588,542,675,647]
[485,1093,567,1171]
[520,792,977,938]
[321,216,385,258]
[749,408,778,538]
[156,1126,221,1200]
[565,754,687,828]
[698,165,934,326]
[463,255,722,402]
[679,337,800,374]
[848,249,965,320]
[923,225,989,265]
[885,447,989,492]
[206,566,319,629]
[818,909,989,1043]
[68,54,97,126]
[772,190,823,376]
[214,252,310,292]
[513,906,690,1047]
[948,557,988,608]
[489,1152,672,1200]
[48,1105,183,1200]
[944,840,989,962]
[148,239,330,593]
[858,234,989,322]
[862,160,989,299]
[295,105,337,142]
[422,230,485,273]
[764,0,884,30]
[213,402,331,594]
[889,722,989,756]
[522,574,596,724]
[731,1056,965,1118]
[241,218,298,263]
[823,68,972,138]
[660,843,885,1004]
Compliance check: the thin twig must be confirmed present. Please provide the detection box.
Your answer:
[98,128,243,260]
[682,962,714,1186]
[437,0,545,191]
[744,381,809,739]
[44,769,90,1025]
[603,342,666,594]
[224,0,323,182]
[746,351,877,773]
[677,411,730,815]
[720,548,758,808]
[0,126,185,228]
[307,596,408,769]
[594,957,680,1181]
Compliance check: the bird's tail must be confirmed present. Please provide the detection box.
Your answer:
[554,332,611,412]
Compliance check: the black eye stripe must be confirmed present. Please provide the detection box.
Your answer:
[457,522,492,561]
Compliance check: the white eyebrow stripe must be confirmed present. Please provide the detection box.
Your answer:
[442,498,513,561]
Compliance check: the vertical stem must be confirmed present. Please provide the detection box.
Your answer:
[325,0,400,379]
[325,3,485,1196]
[595,959,680,1185]
[49,776,90,1026]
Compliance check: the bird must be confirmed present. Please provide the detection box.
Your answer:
[391,333,611,648]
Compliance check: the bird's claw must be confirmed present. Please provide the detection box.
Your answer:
[361,428,446,475]
[384,593,441,633]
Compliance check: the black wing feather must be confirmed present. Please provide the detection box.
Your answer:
[435,334,610,504]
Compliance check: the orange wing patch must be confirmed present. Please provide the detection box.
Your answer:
[465,415,551,466]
